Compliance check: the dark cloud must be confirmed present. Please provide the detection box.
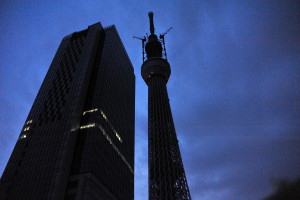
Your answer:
[263,178,300,200]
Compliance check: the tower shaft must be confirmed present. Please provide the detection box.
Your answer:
[141,12,192,200]
[148,76,191,199]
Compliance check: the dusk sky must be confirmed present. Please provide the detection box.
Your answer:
[1,1,300,199]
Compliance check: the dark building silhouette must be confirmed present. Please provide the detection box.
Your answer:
[0,22,135,200]
[140,12,192,199]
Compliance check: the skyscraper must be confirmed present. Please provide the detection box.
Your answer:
[0,22,135,200]
[141,12,191,199]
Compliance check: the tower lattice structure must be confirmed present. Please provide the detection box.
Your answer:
[141,12,192,200]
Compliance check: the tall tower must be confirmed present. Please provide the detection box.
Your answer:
[141,12,192,199]
[0,23,135,200]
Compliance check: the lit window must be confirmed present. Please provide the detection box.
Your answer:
[100,111,107,120]
[23,127,30,131]
[115,133,122,143]
[98,124,133,174]
[83,108,98,115]
[80,123,95,129]
[26,120,33,124]
[20,134,27,139]
[99,109,122,143]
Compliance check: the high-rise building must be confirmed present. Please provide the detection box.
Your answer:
[0,22,135,200]
[140,12,191,199]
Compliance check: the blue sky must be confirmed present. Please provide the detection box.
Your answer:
[1,1,300,199]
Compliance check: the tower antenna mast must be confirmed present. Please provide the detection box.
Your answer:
[159,27,173,60]
[133,36,146,62]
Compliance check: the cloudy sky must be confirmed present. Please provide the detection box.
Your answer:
[1,1,300,199]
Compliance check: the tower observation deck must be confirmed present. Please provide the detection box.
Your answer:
[141,12,192,200]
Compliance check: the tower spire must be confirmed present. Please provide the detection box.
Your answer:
[145,11,162,59]
[148,12,155,35]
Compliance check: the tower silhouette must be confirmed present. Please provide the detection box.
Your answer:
[140,12,192,200]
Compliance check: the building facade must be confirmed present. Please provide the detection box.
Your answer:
[0,23,135,200]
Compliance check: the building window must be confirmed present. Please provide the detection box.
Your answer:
[83,108,98,115]
[23,127,30,131]
[100,109,122,143]
[26,120,33,124]
[98,124,133,174]
[80,123,95,129]
[100,110,107,120]
[116,133,122,143]
[20,134,27,139]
